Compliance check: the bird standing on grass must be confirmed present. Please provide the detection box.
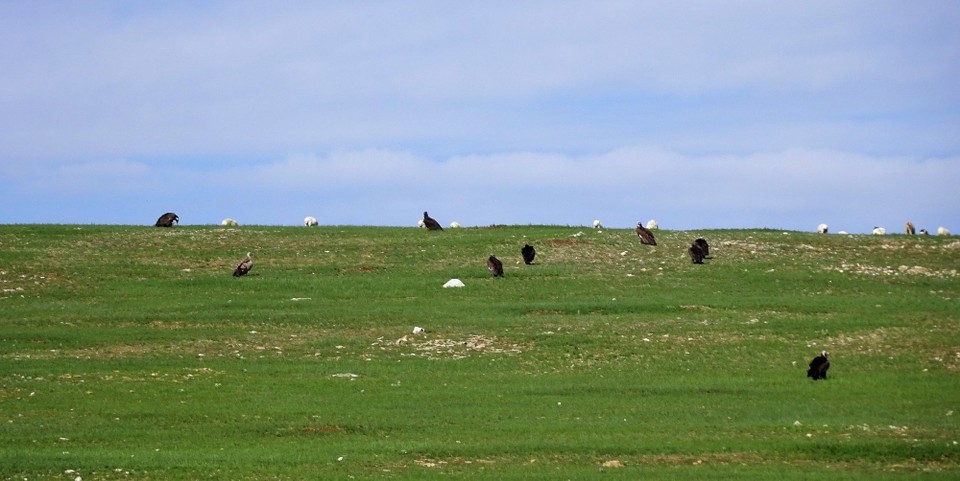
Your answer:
[521,244,536,265]
[422,211,443,231]
[233,252,253,277]
[155,212,179,227]
[688,243,705,264]
[635,222,657,245]
[807,351,830,380]
[487,255,504,277]
[694,238,710,257]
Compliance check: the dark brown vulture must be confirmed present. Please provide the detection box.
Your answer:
[905,221,916,235]
[807,351,830,380]
[423,211,443,231]
[688,243,705,264]
[521,244,536,265]
[155,212,179,227]
[635,222,657,245]
[233,252,253,277]
[694,238,710,257]
[486,255,504,277]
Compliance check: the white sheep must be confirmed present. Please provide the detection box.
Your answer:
[646,219,659,230]
[221,218,238,226]
[304,216,318,227]
[449,221,461,228]
[938,226,951,236]
[872,226,886,235]
[593,220,602,229]
[817,223,828,234]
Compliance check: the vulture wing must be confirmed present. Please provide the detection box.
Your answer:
[423,212,443,231]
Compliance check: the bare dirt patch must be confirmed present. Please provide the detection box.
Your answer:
[373,334,524,360]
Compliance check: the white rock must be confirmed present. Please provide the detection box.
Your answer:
[443,279,465,288]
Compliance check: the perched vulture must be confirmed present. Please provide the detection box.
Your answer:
[521,244,536,265]
[904,221,915,235]
[694,238,710,257]
[233,252,253,277]
[920,228,929,235]
[688,243,705,264]
[486,255,504,277]
[635,222,657,246]
[807,351,830,380]
[422,211,443,231]
[155,212,179,227]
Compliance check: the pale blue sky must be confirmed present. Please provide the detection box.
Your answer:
[2,1,958,232]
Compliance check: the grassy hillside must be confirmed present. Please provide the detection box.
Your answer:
[1,224,958,480]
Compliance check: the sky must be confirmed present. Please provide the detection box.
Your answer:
[2,1,959,233]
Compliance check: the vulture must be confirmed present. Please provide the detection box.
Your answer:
[233,252,253,277]
[521,244,536,265]
[155,212,179,227]
[486,255,504,277]
[694,238,710,257]
[688,243,705,264]
[422,211,443,231]
[635,222,657,246]
[807,351,830,380]
[904,221,916,235]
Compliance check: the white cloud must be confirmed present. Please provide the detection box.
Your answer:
[8,147,954,232]
[0,2,957,230]
[1,1,958,160]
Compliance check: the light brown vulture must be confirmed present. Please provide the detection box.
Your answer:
[635,222,657,246]
[233,252,253,277]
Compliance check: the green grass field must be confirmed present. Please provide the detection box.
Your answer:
[1,224,958,480]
